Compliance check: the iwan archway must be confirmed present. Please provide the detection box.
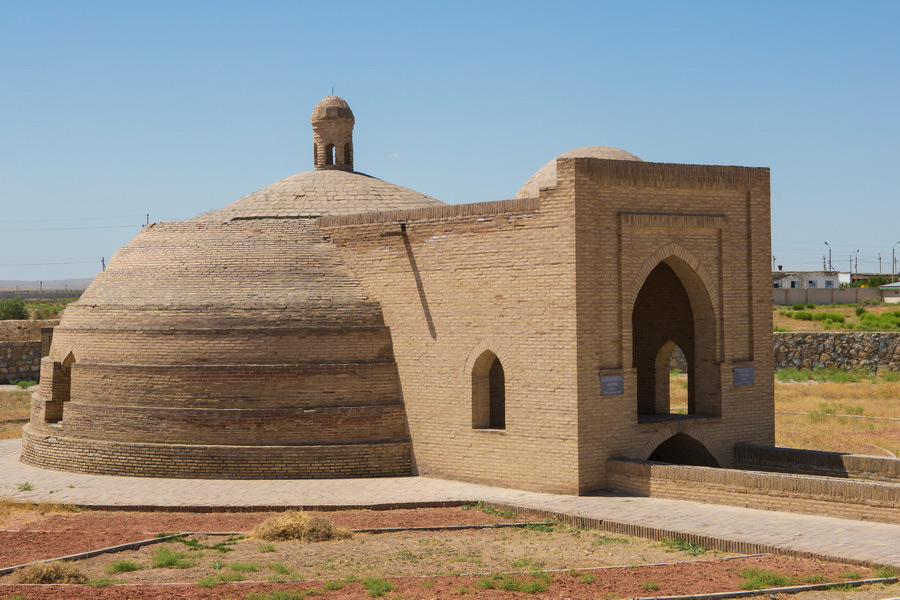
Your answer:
[631,256,720,421]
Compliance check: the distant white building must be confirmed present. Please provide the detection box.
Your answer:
[880,282,900,304]
[772,270,851,290]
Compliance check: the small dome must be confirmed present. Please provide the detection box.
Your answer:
[514,145,642,199]
[311,96,354,123]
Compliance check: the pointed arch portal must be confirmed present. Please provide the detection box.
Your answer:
[632,258,720,421]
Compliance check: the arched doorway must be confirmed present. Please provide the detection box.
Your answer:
[632,258,719,420]
[648,433,719,467]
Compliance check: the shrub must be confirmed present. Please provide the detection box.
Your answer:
[641,580,660,591]
[106,560,142,573]
[253,511,351,542]
[16,561,88,584]
[13,379,37,389]
[791,302,805,311]
[0,298,28,320]
[855,306,867,316]
[813,312,845,323]
[791,311,813,321]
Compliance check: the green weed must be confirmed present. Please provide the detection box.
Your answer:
[875,566,896,578]
[640,580,660,591]
[16,482,33,491]
[739,568,792,590]
[197,571,245,587]
[323,580,346,590]
[87,577,122,587]
[460,502,517,519]
[259,543,276,553]
[840,569,863,579]
[106,560,142,573]
[362,576,395,597]
[660,537,707,556]
[151,546,194,568]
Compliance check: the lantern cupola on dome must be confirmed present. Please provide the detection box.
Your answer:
[312,95,355,171]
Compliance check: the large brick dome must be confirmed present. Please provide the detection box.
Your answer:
[22,97,446,479]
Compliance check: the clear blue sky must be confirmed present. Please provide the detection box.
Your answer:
[1,0,898,282]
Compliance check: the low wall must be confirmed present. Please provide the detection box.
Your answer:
[773,288,881,305]
[735,445,900,484]
[607,458,900,524]
[774,332,899,370]
[0,341,41,383]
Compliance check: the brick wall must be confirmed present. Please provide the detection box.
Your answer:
[0,341,40,383]
[607,458,899,524]
[775,332,899,370]
[735,444,900,484]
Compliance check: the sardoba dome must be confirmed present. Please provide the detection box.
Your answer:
[22,96,443,479]
[514,145,642,199]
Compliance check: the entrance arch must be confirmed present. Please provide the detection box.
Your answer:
[648,432,720,467]
[631,257,719,419]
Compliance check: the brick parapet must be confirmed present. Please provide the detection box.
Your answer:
[607,458,899,524]
[735,444,900,484]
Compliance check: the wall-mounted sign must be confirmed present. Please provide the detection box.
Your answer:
[733,366,755,386]
[601,374,625,396]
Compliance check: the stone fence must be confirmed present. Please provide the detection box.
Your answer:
[774,332,899,371]
[670,332,899,372]
[0,341,41,383]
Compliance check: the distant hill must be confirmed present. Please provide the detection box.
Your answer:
[0,278,93,292]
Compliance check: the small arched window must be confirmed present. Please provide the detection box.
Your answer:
[324,143,335,165]
[472,351,506,430]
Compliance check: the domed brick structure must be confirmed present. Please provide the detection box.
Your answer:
[22,97,775,496]
[22,96,445,478]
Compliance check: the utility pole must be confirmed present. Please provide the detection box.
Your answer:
[879,253,882,275]
[823,255,827,271]
[853,249,860,278]
[824,242,832,271]
[894,241,900,283]
[772,255,776,270]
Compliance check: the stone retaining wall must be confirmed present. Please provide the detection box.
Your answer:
[774,332,899,371]
[734,445,900,483]
[607,458,900,524]
[0,341,41,383]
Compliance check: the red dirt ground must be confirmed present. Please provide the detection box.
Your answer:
[0,555,882,600]
[0,507,532,567]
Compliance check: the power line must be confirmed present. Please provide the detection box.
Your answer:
[0,259,99,267]
[0,214,146,223]
[0,224,141,233]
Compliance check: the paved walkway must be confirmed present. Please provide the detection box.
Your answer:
[1,439,898,567]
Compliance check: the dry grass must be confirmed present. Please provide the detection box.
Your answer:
[0,423,24,440]
[775,380,900,456]
[15,561,87,584]
[253,511,352,542]
[0,498,80,526]
[0,390,31,420]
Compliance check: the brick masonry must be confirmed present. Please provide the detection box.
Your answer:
[735,444,900,484]
[607,458,900,524]
[0,341,40,383]
[22,98,776,491]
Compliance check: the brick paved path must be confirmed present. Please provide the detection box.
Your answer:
[1,439,897,567]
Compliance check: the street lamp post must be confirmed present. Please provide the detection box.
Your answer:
[824,242,832,271]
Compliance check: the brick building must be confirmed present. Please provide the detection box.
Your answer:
[22,96,774,494]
